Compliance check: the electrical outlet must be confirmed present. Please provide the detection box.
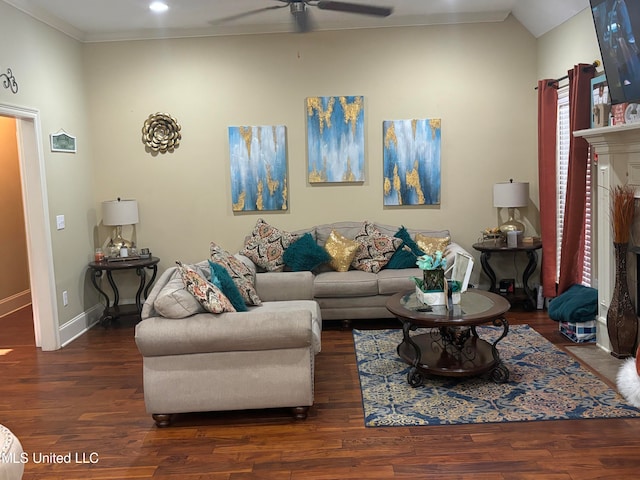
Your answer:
[62,291,68,306]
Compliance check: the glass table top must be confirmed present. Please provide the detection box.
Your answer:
[400,290,498,319]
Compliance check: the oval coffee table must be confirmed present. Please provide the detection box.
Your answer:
[386,289,511,387]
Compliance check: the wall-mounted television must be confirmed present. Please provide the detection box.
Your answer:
[590,0,640,105]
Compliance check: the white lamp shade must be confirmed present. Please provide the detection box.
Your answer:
[493,182,529,208]
[102,199,139,226]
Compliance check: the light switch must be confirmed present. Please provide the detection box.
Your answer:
[56,215,65,230]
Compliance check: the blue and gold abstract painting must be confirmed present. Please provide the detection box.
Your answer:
[228,125,288,212]
[306,95,365,183]
[383,119,441,206]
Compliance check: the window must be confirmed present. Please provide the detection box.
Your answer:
[556,86,592,287]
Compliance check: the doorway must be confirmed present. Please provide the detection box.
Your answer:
[0,104,60,351]
[0,116,30,314]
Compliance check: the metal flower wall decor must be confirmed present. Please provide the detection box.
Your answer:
[142,112,182,153]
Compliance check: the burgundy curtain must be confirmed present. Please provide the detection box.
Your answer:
[537,79,559,299]
[558,64,595,294]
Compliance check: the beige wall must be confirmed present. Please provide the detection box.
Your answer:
[0,1,606,334]
[0,1,97,327]
[537,9,601,81]
[0,115,30,315]
[84,15,539,288]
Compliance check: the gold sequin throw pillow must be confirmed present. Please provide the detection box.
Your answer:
[324,230,359,272]
[415,233,451,256]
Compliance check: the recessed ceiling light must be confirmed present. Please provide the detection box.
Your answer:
[149,2,169,13]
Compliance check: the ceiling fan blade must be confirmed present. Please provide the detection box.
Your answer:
[210,4,288,25]
[315,1,392,17]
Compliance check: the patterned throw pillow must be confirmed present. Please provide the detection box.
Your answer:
[210,242,262,306]
[283,232,331,271]
[324,230,360,272]
[208,260,248,312]
[351,221,403,273]
[240,218,298,272]
[386,226,425,269]
[415,233,451,255]
[176,261,236,314]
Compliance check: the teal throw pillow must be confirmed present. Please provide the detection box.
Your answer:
[208,260,248,312]
[283,232,331,271]
[385,226,425,269]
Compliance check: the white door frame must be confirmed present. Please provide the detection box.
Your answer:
[1,103,60,351]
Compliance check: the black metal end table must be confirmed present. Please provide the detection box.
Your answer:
[88,256,160,327]
[472,240,542,310]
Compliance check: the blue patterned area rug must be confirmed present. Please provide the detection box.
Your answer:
[353,325,640,427]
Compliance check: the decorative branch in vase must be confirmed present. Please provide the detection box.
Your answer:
[608,184,638,358]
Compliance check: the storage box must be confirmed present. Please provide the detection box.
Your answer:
[559,320,597,343]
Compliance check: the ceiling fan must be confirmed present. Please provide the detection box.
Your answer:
[211,0,393,33]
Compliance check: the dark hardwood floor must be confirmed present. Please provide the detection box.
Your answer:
[2,305,640,479]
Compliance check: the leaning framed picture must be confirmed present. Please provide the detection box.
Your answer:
[591,74,610,128]
[50,130,77,153]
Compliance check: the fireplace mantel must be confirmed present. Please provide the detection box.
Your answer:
[574,122,640,351]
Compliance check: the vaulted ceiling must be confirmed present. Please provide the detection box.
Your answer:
[3,0,589,42]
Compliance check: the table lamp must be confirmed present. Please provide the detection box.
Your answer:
[102,198,139,249]
[493,180,529,234]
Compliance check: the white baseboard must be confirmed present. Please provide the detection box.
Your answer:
[59,304,102,347]
[59,300,138,347]
[0,290,31,318]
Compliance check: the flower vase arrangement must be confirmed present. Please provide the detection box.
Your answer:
[406,249,457,307]
[607,185,638,358]
[416,251,446,292]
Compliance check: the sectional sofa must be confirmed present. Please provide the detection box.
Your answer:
[134,220,469,425]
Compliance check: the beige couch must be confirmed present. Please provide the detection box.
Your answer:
[135,221,467,425]
[135,261,320,427]
[243,221,470,326]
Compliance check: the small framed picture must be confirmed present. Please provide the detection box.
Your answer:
[612,102,628,125]
[591,74,610,128]
[50,130,76,153]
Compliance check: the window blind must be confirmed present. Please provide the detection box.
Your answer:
[556,86,592,287]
